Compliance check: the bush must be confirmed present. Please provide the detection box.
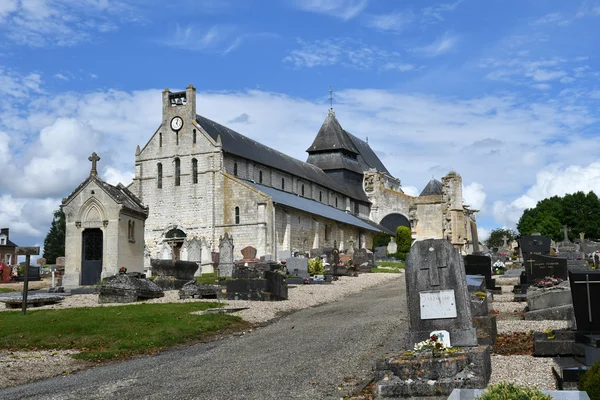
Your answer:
[476,382,552,400]
[396,226,412,253]
[394,252,407,261]
[580,359,600,399]
[372,232,392,248]
[308,257,325,275]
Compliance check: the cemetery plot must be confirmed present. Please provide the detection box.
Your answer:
[523,254,568,284]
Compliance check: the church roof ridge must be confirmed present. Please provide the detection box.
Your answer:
[195,114,370,203]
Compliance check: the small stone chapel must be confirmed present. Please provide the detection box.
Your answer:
[61,153,148,287]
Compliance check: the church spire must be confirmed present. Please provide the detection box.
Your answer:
[328,86,334,114]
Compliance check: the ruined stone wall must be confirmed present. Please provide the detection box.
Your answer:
[364,171,414,225]
[412,197,444,239]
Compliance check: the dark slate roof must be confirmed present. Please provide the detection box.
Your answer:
[0,239,18,247]
[419,179,443,196]
[62,176,148,218]
[306,111,359,154]
[195,114,369,203]
[243,181,381,232]
[346,132,390,174]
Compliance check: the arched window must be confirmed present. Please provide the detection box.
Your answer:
[319,191,322,202]
[193,129,196,144]
[259,170,263,184]
[235,206,240,224]
[233,162,238,176]
[159,132,162,147]
[192,158,198,184]
[301,184,305,196]
[174,158,180,186]
[281,178,285,190]
[157,163,163,189]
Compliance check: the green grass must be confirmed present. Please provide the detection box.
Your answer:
[0,302,248,361]
[0,288,18,293]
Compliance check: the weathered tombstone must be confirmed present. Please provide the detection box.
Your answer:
[158,242,172,260]
[374,246,387,260]
[406,239,477,346]
[464,255,500,293]
[387,240,397,255]
[217,233,234,277]
[353,248,369,268]
[375,239,490,397]
[240,246,258,260]
[568,259,591,272]
[286,257,309,278]
[98,272,164,303]
[226,270,287,301]
[150,259,199,290]
[181,237,202,262]
[523,254,568,283]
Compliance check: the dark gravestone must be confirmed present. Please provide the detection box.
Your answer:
[232,265,262,279]
[523,254,568,283]
[264,271,288,300]
[570,271,600,334]
[374,246,387,260]
[406,239,477,347]
[225,271,287,301]
[519,234,551,260]
[15,266,41,282]
[464,255,499,292]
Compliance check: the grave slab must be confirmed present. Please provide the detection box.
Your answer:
[524,304,574,321]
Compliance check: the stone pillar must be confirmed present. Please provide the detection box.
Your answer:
[312,220,320,249]
[282,212,291,252]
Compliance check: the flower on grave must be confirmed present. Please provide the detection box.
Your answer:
[119,266,127,274]
[533,276,563,288]
[413,334,451,354]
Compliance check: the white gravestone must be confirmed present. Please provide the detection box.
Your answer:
[430,330,452,347]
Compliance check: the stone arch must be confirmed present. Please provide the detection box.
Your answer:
[77,198,107,226]
[379,213,411,233]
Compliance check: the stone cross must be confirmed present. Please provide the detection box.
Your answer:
[563,225,569,242]
[501,236,508,248]
[420,263,448,286]
[88,152,101,177]
[580,232,586,242]
[572,274,600,323]
[16,246,40,315]
[526,258,535,279]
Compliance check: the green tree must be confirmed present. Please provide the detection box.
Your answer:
[485,228,517,249]
[43,209,66,264]
[372,232,392,249]
[396,226,412,254]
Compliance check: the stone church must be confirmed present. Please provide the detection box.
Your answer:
[61,84,479,286]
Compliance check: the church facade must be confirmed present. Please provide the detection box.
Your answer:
[128,84,479,263]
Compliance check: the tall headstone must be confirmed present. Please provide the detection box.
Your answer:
[218,233,234,277]
[406,239,477,347]
[519,234,551,260]
[180,238,202,277]
[200,238,214,274]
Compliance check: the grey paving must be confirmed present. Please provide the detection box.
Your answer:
[0,278,407,400]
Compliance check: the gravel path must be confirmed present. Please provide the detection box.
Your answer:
[0,273,402,393]
[0,276,406,400]
[490,355,558,390]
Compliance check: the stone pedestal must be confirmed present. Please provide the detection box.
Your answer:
[375,346,491,398]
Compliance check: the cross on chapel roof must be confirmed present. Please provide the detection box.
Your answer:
[88,152,100,177]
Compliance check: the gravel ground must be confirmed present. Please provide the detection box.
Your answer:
[497,320,572,334]
[491,301,526,314]
[0,273,402,390]
[490,355,558,390]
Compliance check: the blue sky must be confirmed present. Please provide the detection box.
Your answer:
[2,0,600,254]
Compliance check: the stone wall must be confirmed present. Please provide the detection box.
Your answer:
[364,171,414,227]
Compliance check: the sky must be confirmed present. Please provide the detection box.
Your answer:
[2,0,600,256]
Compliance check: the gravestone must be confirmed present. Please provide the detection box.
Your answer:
[406,239,477,347]
[376,239,490,397]
[98,272,164,303]
[524,281,573,321]
[569,271,600,333]
[241,246,258,260]
[225,271,287,301]
[464,255,500,293]
[520,234,551,260]
[374,246,387,260]
[523,254,568,283]
[218,233,234,277]
[286,257,308,278]
[180,238,202,277]
[200,238,214,274]
[353,248,369,268]
[387,240,397,255]
[568,260,591,272]
[158,242,172,260]
[150,259,199,290]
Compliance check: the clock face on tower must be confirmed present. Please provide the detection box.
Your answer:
[170,116,183,131]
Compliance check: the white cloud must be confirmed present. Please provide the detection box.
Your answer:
[364,11,413,32]
[292,0,368,20]
[531,13,571,27]
[477,227,491,242]
[0,194,58,237]
[463,182,486,211]
[53,73,69,81]
[104,166,134,186]
[412,31,458,57]
[421,0,464,24]
[0,0,140,47]
[403,186,419,197]
[284,38,408,70]
[493,163,600,228]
